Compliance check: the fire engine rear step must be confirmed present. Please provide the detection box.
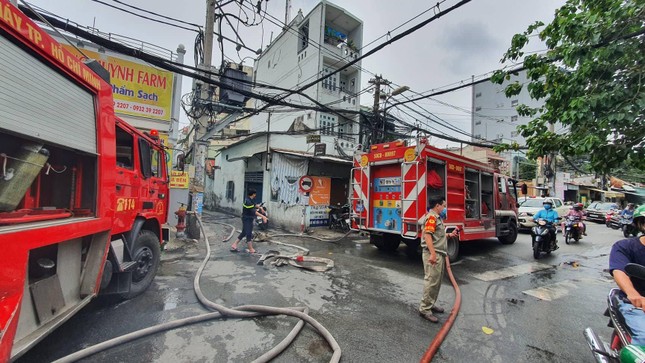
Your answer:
[119,261,137,272]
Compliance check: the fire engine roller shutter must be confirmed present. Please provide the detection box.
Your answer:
[0,36,97,154]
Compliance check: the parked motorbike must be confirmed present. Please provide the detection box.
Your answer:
[620,216,639,238]
[256,202,268,230]
[584,263,645,363]
[564,216,583,244]
[531,218,558,259]
[328,204,350,231]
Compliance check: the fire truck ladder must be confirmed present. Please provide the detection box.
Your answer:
[350,166,368,229]
[401,161,421,237]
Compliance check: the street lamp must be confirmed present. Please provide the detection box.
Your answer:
[381,86,410,142]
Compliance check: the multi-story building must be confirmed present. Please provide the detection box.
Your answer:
[209,1,364,230]
[249,1,363,154]
[471,69,543,145]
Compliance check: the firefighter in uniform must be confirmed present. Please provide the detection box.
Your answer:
[419,197,458,323]
[230,189,267,254]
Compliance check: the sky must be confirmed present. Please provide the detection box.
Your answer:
[25,0,566,147]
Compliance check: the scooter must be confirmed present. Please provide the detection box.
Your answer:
[256,202,268,230]
[621,216,639,238]
[328,204,350,231]
[584,263,645,363]
[531,218,558,259]
[564,216,582,244]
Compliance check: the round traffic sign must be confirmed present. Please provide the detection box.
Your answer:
[299,175,313,193]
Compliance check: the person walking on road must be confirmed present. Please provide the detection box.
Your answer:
[230,189,267,254]
[418,197,458,323]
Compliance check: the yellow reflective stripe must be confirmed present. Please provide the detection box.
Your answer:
[243,204,254,208]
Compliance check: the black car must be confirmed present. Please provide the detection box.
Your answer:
[586,202,619,223]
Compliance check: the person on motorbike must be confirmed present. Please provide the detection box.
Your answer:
[609,205,645,345]
[533,200,559,250]
[621,203,636,219]
[561,202,586,236]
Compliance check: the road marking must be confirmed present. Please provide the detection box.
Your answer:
[472,262,553,282]
[522,278,608,301]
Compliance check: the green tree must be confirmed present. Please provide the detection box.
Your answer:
[518,158,537,181]
[492,0,645,176]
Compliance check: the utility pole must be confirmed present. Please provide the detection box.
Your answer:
[548,123,556,197]
[265,112,271,171]
[189,0,217,216]
[368,75,389,145]
[284,0,292,26]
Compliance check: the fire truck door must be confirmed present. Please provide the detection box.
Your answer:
[115,125,139,220]
[138,139,164,217]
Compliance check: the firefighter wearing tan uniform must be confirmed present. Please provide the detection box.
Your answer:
[419,197,458,323]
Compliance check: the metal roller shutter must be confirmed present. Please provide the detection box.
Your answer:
[0,36,97,154]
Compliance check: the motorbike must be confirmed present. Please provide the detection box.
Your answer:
[328,204,350,231]
[620,216,639,238]
[255,202,268,230]
[531,218,558,259]
[584,263,645,363]
[564,216,583,244]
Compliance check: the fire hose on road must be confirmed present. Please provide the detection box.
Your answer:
[53,215,341,363]
[420,254,462,362]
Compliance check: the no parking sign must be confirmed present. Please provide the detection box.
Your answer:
[298,176,313,194]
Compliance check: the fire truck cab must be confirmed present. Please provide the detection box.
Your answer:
[350,138,518,261]
[0,1,168,360]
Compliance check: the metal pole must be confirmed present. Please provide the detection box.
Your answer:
[265,113,271,171]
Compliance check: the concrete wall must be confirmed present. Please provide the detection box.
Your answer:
[212,135,269,212]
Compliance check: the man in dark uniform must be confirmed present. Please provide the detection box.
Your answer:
[230,189,267,254]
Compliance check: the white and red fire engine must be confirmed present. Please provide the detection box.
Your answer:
[350,138,519,260]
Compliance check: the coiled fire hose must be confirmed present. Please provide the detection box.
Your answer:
[53,215,341,363]
[420,254,462,362]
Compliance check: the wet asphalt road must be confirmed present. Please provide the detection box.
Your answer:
[17,213,625,363]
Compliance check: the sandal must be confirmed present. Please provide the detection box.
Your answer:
[246,249,257,254]
[230,247,239,252]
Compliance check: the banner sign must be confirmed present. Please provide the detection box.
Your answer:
[62,45,174,121]
[308,177,331,206]
[170,170,189,189]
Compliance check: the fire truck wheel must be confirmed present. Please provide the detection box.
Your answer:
[499,221,518,245]
[371,234,400,252]
[447,236,460,262]
[120,230,160,299]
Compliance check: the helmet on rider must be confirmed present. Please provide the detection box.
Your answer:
[573,203,583,211]
[543,200,553,210]
[634,205,645,233]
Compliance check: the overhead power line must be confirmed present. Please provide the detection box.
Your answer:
[241,0,474,131]
[85,0,261,54]
[19,5,365,118]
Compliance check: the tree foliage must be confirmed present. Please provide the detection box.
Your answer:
[492,0,645,176]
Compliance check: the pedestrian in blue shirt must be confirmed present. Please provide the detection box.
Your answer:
[230,189,267,254]
[609,205,645,345]
[533,200,560,250]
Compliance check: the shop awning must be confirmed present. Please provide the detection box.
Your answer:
[272,148,352,165]
[587,188,625,198]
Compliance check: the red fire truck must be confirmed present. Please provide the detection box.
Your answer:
[0,1,169,360]
[350,138,518,260]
